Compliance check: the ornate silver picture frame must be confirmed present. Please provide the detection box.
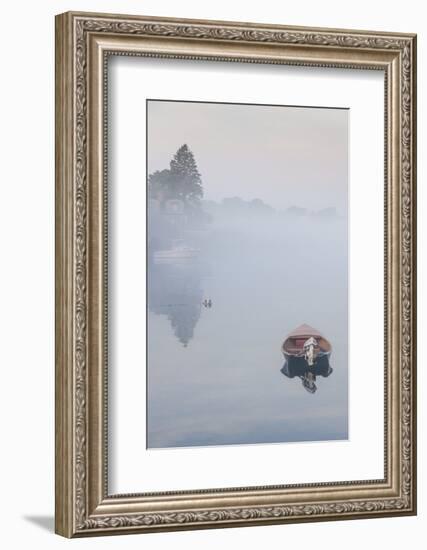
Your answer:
[55,11,417,537]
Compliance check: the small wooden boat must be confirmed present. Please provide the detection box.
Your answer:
[282,324,332,369]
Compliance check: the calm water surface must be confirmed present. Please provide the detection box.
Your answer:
[147,217,348,448]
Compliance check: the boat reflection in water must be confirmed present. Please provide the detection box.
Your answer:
[281,324,333,393]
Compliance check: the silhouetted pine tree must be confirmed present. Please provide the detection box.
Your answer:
[148,143,204,213]
[169,144,203,204]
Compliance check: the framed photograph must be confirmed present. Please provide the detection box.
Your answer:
[55,11,417,537]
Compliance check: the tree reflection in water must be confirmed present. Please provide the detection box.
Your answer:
[148,259,206,347]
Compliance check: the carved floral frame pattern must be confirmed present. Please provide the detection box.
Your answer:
[55,12,416,537]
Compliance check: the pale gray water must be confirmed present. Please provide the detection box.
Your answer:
[147,214,348,448]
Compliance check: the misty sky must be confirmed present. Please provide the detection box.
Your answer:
[147,100,348,214]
